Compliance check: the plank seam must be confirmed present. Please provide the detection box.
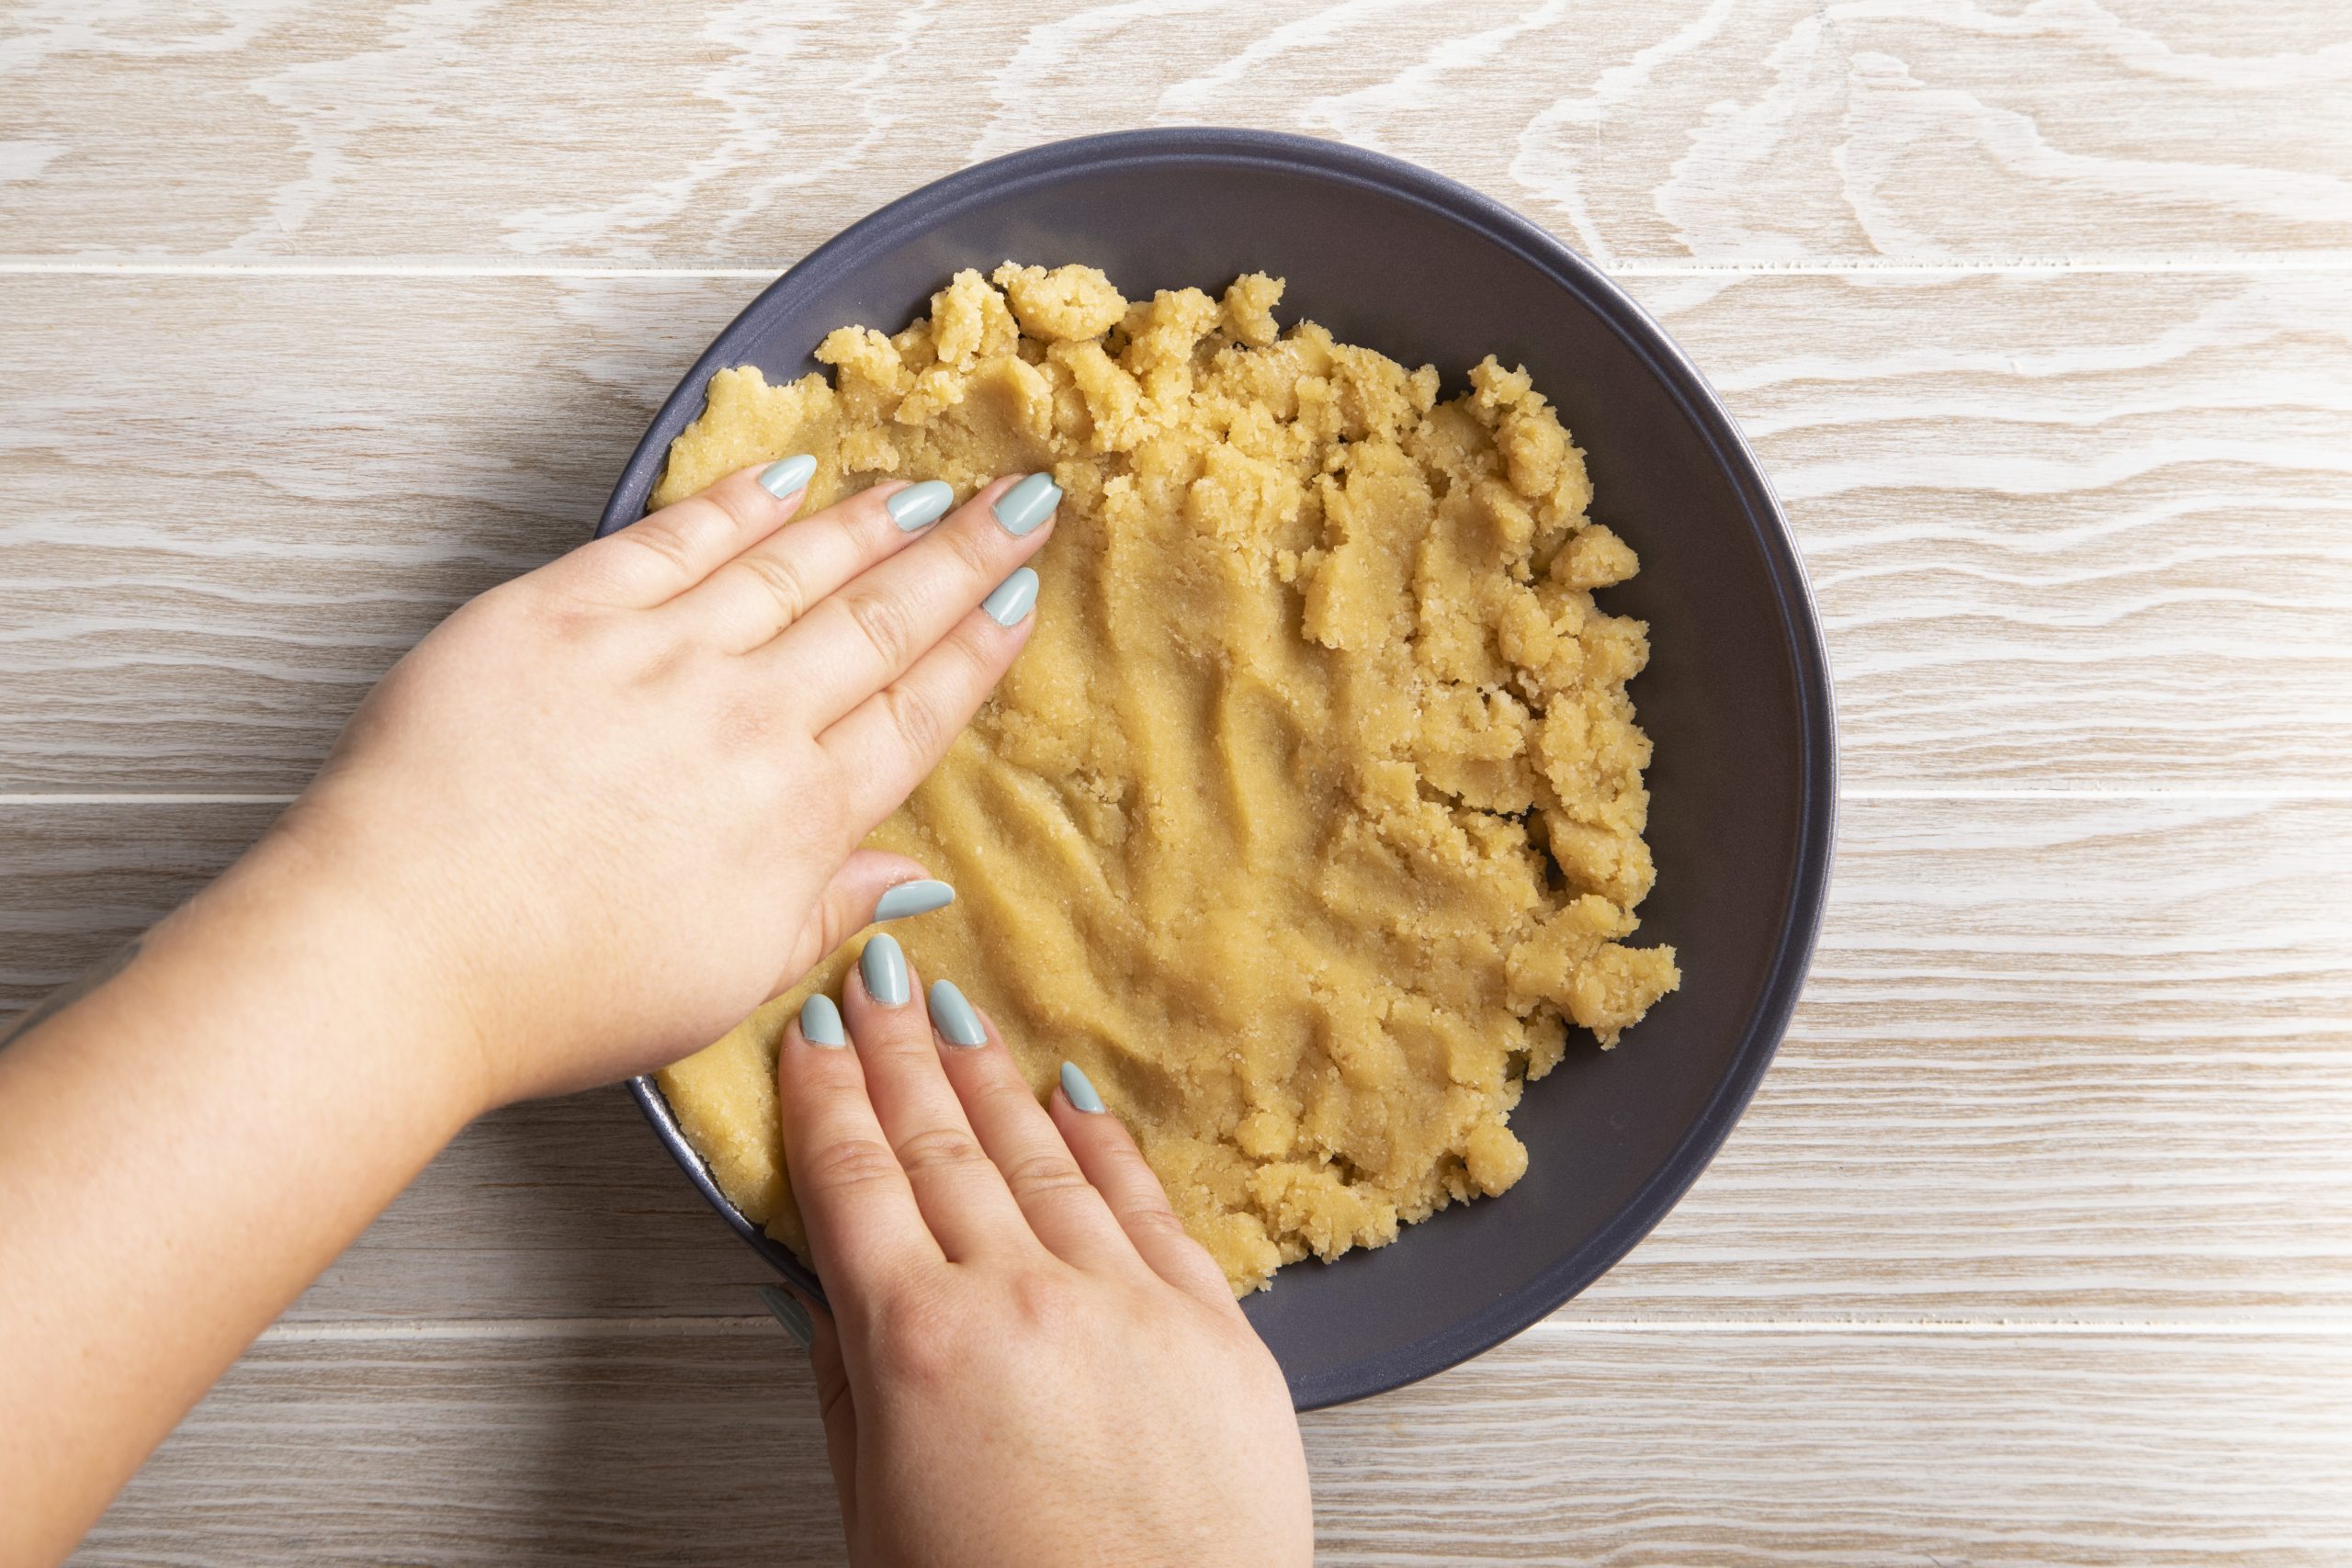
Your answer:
[1840,785,2352,800]
[0,794,300,806]
[254,1316,2352,1343]
[8,787,2352,807]
[1,256,2348,280]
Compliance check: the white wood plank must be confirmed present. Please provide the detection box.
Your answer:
[73,1325,2352,1566]
[1590,792,2352,1321]
[0,272,722,790]
[0,800,274,1017]
[9,795,2349,1324]
[1657,267,2352,785]
[3,1,2347,267]
[3,268,2346,791]
[6,6,2342,1561]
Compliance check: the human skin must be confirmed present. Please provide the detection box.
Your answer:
[0,460,1310,1565]
[783,953,1312,1568]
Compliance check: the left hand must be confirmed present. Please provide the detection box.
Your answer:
[776,949,1314,1568]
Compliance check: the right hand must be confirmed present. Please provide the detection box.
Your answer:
[254,462,1056,1110]
[776,940,1314,1568]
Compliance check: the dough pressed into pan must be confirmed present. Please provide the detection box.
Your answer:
[650,264,1679,1292]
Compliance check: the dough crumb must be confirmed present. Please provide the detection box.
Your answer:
[1465,1122,1530,1196]
[991,262,1130,343]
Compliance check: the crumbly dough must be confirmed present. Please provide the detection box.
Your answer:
[650,264,1679,1293]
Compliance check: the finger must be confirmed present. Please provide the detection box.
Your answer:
[775,1000,943,1284]
[842,935,1034,1261]
[541,457,820,608]
[817,583,1037,840]
[762,470,1058,728]
[1052,1062,1240,1310]
[662,476,958,655]
[928,988,1147,1275]
[775,849,955,983]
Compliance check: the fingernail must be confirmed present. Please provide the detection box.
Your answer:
[929,979,987,1048]
[873,879,955,922]
[1059,1060,1104,1114]
[860,932,910,1006]
[886,479,954,531]
[759,454,816,498]
[756,1285,813,1349]
[981,567,1039,627]
[800,993,846,1048]
[992,472,1061,536]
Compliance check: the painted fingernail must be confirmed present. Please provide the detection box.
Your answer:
[860,932,910,1006]
[800,993,846,1048]
[929,979,988,1048]
[1059,1060,1104,1114]
[873,879,955,922]
[759,454,816,498]
[886,479,954,531]
[981,567,1039,627]
[992,471,1061,536]
[756,1285,813,1349]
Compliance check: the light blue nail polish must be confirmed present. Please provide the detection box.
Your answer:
[992,472,1061,536]
[1060,1060,1104,1114]
[874,879,955,922]
[981,567,1038,628]
[929,979,987,1048]
[758,454,816,498]
[800,993,846,1048]
[756,1285,814,1349]
[860,932,910,1006]
[886,479,955,531]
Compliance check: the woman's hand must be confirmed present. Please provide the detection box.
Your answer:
[280,460,1057,1109]
[775,938,1314,1568]
[0,459,1063,1560]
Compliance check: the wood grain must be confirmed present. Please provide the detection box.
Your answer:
[74,1326,2352,1566]
[0,800,270,1017]
[3,0,2347,268]
[9,5,2351,1560]
[0,273,716,790]
[4,267,2347,792]
[10,794,2348,1324]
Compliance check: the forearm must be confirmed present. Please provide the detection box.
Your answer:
[0,821,488,1563]
[0,458,1055,1562]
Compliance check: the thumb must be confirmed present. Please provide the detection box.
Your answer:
[760,1285,859,1524]
[780,849,953,982]
[803,1291,859,1526]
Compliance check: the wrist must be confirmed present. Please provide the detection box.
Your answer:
[147,805,508,1131]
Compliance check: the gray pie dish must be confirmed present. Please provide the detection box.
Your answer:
[598,128,1837,1412]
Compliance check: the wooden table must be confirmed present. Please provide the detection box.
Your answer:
[7,3,2349,1562]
